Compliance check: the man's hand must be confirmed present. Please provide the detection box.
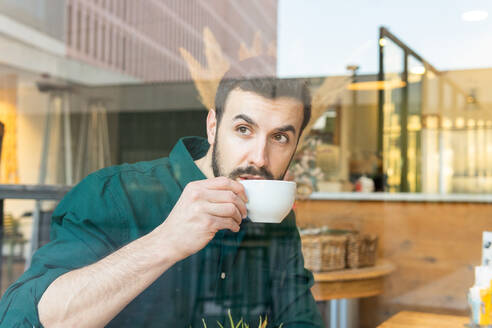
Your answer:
[158,177,248,261]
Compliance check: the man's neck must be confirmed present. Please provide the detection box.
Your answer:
[194,149,214,179]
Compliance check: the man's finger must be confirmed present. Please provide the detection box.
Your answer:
[209,216,240,233]
[206,202,242,224]
[204,190,247,218]
[202,177,248,203]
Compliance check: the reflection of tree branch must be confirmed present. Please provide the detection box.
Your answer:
[179,27,230,110]
[182,28,279,111]
[266,41,276,58]
[181,27,348,157]
[238,31,264,61]
[297,76,351,153]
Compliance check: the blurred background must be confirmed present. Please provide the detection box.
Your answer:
[0,0,490,327]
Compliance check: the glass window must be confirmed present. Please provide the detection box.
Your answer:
[0,2,490,328]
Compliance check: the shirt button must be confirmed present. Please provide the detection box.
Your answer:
[220,272,226,279]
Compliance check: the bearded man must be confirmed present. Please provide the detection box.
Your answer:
[0,57,323,328]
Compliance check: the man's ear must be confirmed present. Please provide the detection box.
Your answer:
[206,109,217,145]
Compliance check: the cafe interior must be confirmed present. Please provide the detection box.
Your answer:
[0,0,491,327]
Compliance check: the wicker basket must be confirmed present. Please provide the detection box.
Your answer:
[347,233,378,269]
[301,233,348,272]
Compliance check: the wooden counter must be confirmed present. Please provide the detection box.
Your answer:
[295,199,488,327]
[377,311,469,328]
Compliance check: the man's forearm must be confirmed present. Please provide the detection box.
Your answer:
[38,226,179,328]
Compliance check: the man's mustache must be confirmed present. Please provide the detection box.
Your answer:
[228,166,274,180]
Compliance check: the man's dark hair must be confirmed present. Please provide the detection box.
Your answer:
[213,57,311,136]
[214,78,311,135]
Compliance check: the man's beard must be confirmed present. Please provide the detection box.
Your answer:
[211,134,276,180]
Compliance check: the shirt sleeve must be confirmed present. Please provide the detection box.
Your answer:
[0,173,128,327]
[270,212,324,328]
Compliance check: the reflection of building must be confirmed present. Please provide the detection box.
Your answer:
[66,0,278,82]
[0,0,279,216]
[0,2,490,196]
[0,0,277,85]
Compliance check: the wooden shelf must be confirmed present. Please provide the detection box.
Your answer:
[314,259,396,282]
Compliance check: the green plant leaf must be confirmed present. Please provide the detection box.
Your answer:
[228,309,235,328]
[259,316,268,328]
[198,312,282,328]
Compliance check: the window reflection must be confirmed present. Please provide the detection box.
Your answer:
[0,1,490,328]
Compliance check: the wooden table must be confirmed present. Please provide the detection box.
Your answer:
[312,260,396,301]
[311,260,395,328]
[377,311,469,328]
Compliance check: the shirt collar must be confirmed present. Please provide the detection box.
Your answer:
[169,136,209,189]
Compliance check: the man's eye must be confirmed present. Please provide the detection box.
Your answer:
[273,134,289,144]
[237,126,251,135]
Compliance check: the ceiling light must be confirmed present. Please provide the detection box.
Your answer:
[442,119,453,129]
[455,117,465,129]
[462,10,488,22]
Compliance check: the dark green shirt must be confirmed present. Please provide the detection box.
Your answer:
[0,137,323,328]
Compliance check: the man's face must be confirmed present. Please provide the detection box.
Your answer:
[209,88,304,180]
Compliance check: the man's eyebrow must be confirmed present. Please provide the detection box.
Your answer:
[277,125,296,135]
[233,114,258,127]
[233,114,297,135]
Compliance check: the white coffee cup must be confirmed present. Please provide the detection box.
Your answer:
[239,180,296,223]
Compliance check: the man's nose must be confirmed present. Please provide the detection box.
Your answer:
[249,140,269,168]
